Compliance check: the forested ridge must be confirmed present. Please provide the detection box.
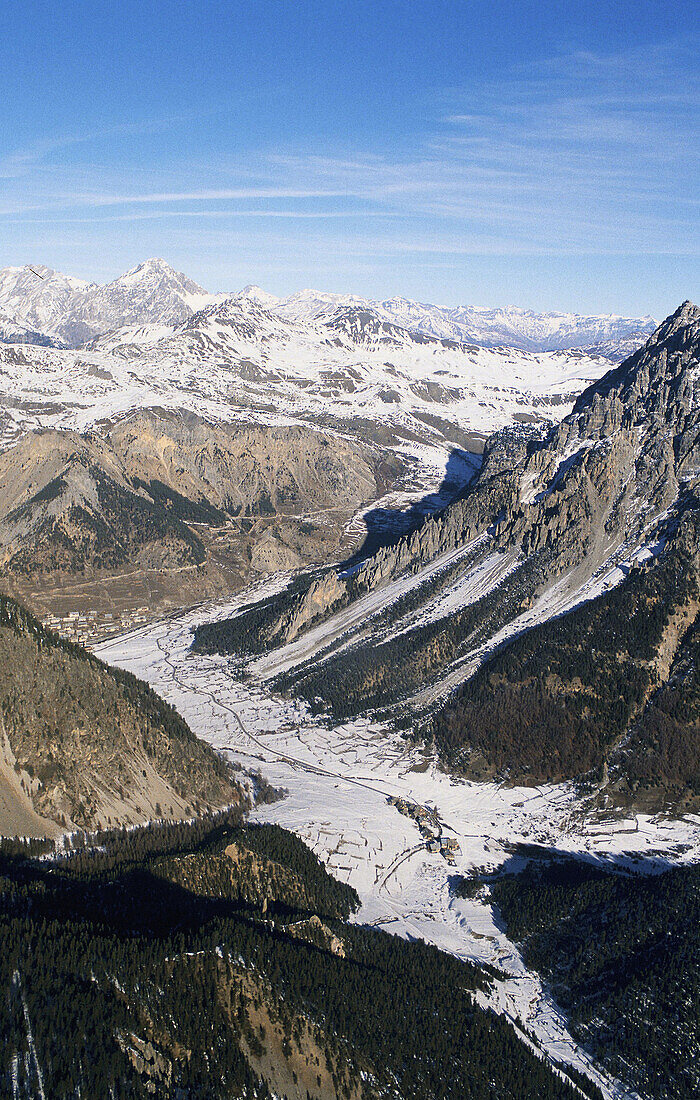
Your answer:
[274,553,549,720]
[430,502,700,794]
[0,813,588,1100]
[5,463,207,575]
[0,594,243,829]
[193,566,358,659]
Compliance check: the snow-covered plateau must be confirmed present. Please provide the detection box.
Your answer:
[97,578,700,1100]
[0,281,619,470]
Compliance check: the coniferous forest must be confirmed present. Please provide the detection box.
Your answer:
[486,851,700,1100]
[0,814,588,1100]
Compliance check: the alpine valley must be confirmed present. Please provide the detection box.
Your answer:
[0,259,655,634]
[1,257,699,1100]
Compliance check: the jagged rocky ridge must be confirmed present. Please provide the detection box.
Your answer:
[196,303,700,805]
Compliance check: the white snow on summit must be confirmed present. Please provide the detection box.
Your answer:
[0,258,657,359]
[0,258,216,347]
[232,284,282,309]
[0,264,93,344]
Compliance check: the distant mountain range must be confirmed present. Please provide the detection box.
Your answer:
[0,259,663,628]
[0,257,656,358]
[267,284,656,357]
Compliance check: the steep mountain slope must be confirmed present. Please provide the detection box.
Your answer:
[0,595,243,834]
[0,263,92,344]
[0,427,207,576]
[0,307,61,348]
[195,303,700,807]
[0,409,379,585]
[109,408,377,517]
[82,257,212,333]
[430,500,700,790]
[489,851,700,1100]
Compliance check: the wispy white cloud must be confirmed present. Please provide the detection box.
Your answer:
[0,104,245,178]
[0,188,353,216]
[2,40,698,261]
[249,42,699,254]
[7,208,399,224]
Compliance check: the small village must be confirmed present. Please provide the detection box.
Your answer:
[44,607,151,645]
[387,795,461,864]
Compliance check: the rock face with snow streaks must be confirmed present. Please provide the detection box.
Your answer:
[0,258,210,346]
[196,303,700,805]
[364,300,700,595]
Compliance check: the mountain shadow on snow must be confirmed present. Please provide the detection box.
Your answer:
[342,447,480,568]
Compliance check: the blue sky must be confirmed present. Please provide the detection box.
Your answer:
[1,0,697,316]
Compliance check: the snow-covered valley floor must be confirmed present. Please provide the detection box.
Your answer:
[96,580,700,1100]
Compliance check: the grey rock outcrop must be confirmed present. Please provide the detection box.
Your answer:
[259,303,700,649]
[367,301,700,587]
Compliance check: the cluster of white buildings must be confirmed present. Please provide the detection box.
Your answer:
[44,607,150,645]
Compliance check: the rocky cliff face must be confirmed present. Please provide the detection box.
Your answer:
[108,408,378,516]
[271,301,700,644]
[395,301,700,589]
[201,303,700,805]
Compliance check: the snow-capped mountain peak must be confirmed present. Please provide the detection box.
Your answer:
[111,257,203,293]
[275,288,372,323]
[0,258,215,346]
[88,257,212,326]
[0,258,658,359]
[0,264,94,345]
[232,284,282,309]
